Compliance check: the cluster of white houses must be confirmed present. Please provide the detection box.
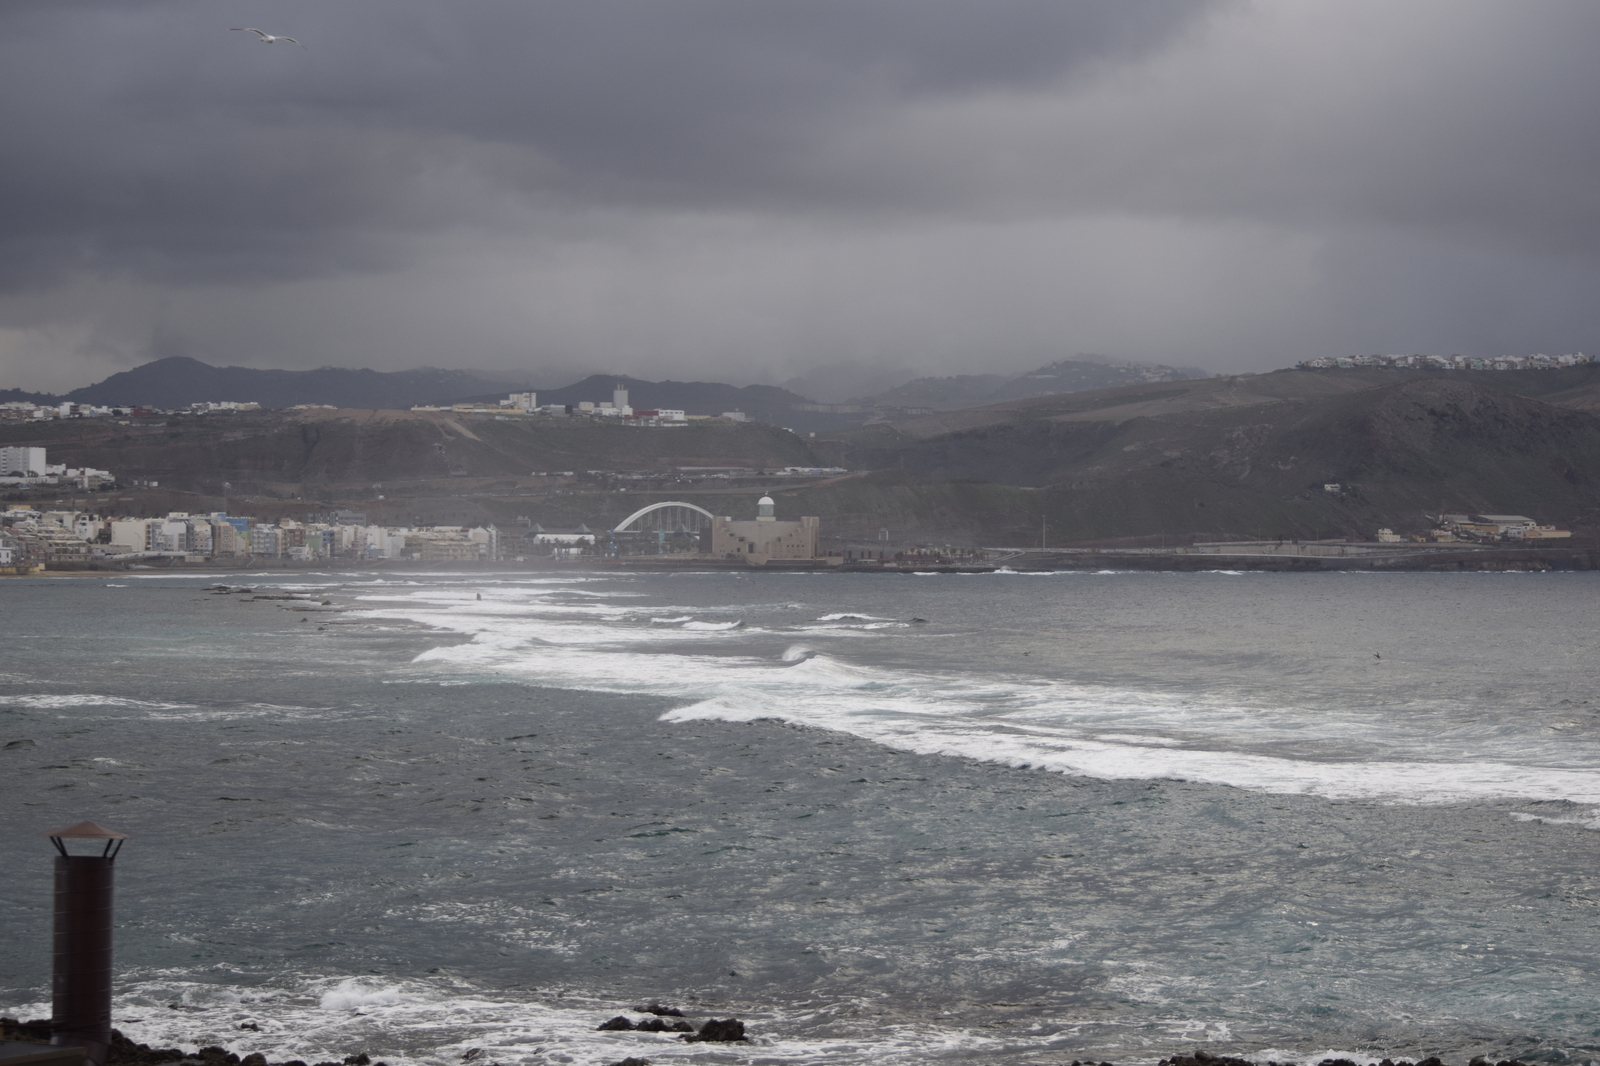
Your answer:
[0,496,823,570]
[412,386,751,424]
[1300,353,1590,371]
[0,400,263,422]
[0,384,732,426]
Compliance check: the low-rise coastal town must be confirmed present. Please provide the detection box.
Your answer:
[0,385,745,426]
[0,506,718,568]
[0,399,263,422]
[0,435,836,569]
[1298,352,1591,371]
[0,492,1574,572]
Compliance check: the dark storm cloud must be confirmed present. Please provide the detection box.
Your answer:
[0,0,1209,287]
[4,0,1600,390]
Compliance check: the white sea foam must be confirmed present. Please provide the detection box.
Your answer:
[1511,810,1600,830]
[0,693,196,711]
[320,979,405,1010]
[404,618,1600,805]
[346,574,1600,808]
[4,975,1049,1066]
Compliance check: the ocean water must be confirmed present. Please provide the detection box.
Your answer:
[2,568,1599,1066]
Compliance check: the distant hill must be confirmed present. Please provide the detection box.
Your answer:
[779,363,922,405]
[9,356,1208,429]
[10,358,1599,547]
[0,406,816,493]
[792,365,1600,542]
[50,357,533,410]
[0,387,57,405]
[852,357,1209,411]
[10,358,862,430]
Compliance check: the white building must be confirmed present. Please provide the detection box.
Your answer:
[109,519,156,552]
[249,526,283,557]
[0,446,46,476]
[468,525,499,559]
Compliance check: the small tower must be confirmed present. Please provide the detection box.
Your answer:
[613,383,629,410]
[757,496,776,522]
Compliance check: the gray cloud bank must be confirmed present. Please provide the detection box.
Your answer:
[3,0,1600,392]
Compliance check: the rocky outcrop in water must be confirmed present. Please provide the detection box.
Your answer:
[682,1018,746,1043]
[593,1015,695,1034]
[593,1012,745,1042]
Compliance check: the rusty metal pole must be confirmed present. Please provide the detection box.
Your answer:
[44,822,128,1066]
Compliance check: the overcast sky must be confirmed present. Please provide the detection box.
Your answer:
[3,0,1600,393]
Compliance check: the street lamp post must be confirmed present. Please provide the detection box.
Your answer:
[43,822,129,1066]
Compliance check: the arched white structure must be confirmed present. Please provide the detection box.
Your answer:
[612,500,717,533]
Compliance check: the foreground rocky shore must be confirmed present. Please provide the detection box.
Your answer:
[1,1019,1553,1066]
[2,1008,746,1066]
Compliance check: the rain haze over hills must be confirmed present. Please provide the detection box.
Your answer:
[5,1,1600,393]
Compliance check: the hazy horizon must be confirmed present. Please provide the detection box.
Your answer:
[0,350,1223,404]
[5,2,1600,393]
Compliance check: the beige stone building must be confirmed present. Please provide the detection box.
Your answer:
[709,496,819,564]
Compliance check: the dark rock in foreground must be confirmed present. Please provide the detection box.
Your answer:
[683,1018,746,1043]
[0,1021,386,1066]
[635,1018,692,1034]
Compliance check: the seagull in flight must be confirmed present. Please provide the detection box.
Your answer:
[231,27,305,48]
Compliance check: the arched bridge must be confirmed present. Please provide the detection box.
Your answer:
[612,501,717,534]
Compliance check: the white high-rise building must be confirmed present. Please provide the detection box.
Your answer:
[0,446,46,476]
[613,383,629,410]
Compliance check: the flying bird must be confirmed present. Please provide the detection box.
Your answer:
[231,28,305,48]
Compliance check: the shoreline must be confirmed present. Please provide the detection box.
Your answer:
[14,543,1597,577]
[0,1022,1558,1066]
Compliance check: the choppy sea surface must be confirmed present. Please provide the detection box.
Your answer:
[2,568,1599,1066]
